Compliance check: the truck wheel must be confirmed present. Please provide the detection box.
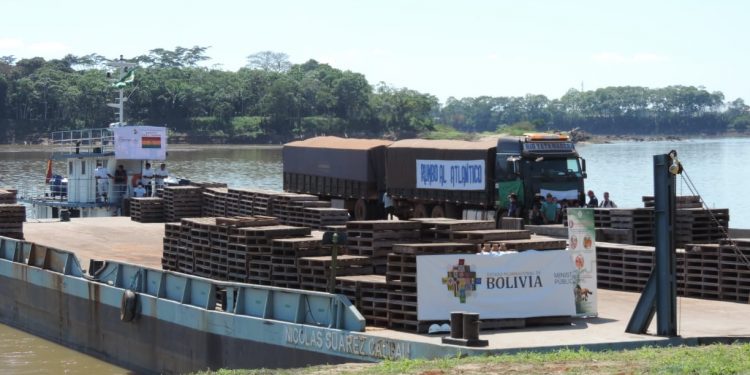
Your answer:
[353,199,368,220]
[413,203,428,218]
[431,205,446,218]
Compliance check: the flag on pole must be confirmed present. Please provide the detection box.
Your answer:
[113,69,135,88]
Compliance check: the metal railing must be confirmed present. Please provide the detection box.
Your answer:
[50,128,114,155]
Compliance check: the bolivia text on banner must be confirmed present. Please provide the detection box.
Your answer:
[567,208,598,316]
[114,126,167,160]
[416,250,576,321]
[416,159,485,190]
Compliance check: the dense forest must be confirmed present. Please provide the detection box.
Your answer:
[0,46,748,144]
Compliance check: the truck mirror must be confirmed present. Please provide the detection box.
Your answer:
[581,158,587,172]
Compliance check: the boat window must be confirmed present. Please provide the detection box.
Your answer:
[81,160,86,175]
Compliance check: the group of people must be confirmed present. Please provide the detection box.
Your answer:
[94,162,169,202]
[505,190,616,225]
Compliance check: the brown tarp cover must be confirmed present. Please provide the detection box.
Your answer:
[386,138,497,189]
[283,136,392,182]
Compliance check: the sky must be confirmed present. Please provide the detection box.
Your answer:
[2,0,749,104]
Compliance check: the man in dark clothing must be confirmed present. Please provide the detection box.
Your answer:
[507,193,520,217]
[114,165,128,201]
[586,190,599,208]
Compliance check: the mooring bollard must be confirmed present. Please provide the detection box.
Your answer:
[450,312,464,339]
[462,313,480,340]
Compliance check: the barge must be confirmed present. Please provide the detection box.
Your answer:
[0,217,748,373]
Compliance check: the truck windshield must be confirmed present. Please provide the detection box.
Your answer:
[527,158,581,178]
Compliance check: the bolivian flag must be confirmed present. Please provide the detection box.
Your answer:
[141,136,162,149]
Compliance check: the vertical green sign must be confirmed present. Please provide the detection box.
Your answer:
[567,208,598,317]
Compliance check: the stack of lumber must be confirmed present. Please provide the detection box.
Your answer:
[0,189,17,204]
[484,234,567,251]
[336,275,389,327]
[346,220,421,272]
[412,218,495,242]
[129,197,165,223]
[0,204,25,239]
[163,186,204,221]
[596,239,750,303]
[231,224,310,285]
[223,188,349,229]
[675,208,729,247]
[161,222,181,271]
[642,195,703,209]
[270,237,329,288]
[717,239,750,303]
[450,228,530,244]
[608,208,654,246]
[297,254,373,292]
[386,242,477,333]
[202,187,228,217]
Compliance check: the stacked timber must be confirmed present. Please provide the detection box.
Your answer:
[130,197,165,223]
[484,235,567,251]
[0,189,17,204]
[346,220,421,272]
[270,237,328,288]
[202,187,228,217]
[596,240,750,303]
[717,239,750,303]
[161,222,182,271]
[297,254,373,292]
[675,208,729,247]
[412,218,495,242]
[608,208,654,246]
[386,242,477,333]
[335,275,389,327]
[163,186,204,221]
[643,195,703,209]
[0,204,25,239]
[223,188,349,229]
[231,224,311,285]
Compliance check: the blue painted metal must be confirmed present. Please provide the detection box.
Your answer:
[625,153,677,335]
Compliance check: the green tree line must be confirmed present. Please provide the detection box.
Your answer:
[0,46,748,144]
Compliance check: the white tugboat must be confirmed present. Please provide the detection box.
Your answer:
[24,57,168,219]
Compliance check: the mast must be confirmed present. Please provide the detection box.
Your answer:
[107,55,137,126]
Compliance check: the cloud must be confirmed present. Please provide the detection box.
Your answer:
[28,41,68,54]
[592,52,668,64]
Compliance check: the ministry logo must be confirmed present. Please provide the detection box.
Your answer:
[441,259,481,303]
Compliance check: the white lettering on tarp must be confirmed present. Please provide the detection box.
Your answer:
[417,160,485,190]
[284,327,411,360]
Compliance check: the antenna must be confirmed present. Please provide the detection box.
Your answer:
[106,57,138,126]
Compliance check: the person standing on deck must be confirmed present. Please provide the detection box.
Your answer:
[113,165,128,201]
[600,191,617,208]
[141,162,154,197]
[95,162,113,203]
[155,163,169,191]
[586,190,599,208]
[382,192,394,219]
[507,193,520,217]
[540,193,559,224]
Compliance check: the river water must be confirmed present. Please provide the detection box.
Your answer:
[0,138,747,372]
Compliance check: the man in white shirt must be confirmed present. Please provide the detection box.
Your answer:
[94,162,113,203]
[141,162,154,197]
[155,163,169,189]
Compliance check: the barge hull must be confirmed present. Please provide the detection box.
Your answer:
[0,271,360,374]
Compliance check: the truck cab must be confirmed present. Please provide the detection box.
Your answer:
[495,133,586,217]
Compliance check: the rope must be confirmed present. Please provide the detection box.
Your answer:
[679,169,750,270]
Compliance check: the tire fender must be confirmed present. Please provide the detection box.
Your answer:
[120,289,138,322]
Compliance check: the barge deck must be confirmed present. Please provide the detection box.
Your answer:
[22,217,750,353]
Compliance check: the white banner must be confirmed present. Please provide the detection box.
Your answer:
[540,188,579,200]
[416,159,485,190]
[567,208,598,316]
[114,126,168,160]
[416,251,576,321]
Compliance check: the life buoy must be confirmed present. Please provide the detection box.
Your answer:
[131,173,142,187]
[120,289,138,322]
